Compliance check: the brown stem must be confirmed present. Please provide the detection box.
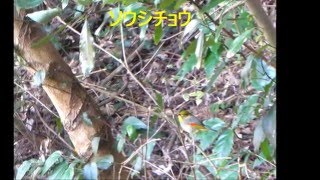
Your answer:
[245,0,276,48]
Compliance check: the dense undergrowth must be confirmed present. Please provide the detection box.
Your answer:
[14,0,276,179]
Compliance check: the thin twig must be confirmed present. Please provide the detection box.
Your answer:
[144,160,176,179]
[56,16,123,64]
[14,81,60,118]
[121,138,161,165]
[34,106,75,153]
[134,41,165,76]
[119,23,158,105]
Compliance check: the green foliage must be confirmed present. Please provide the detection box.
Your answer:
[61,0,69,9]
[188,90,205,105]
[121,116,147,141]
[203,118,226,131]
[14,0,276,178]
[15,0,44,9]
[178,53,197,79]
[15,152,81,180]
[204,42,221,76]
[251,58,276,91]
[83,162,98,180]
[26,8,62,24]
[202,0,225,12]
[155,92,164,111]
[48,161,68,180]
[76,0,93,6]
[16,159,34,179]
[253,105,276,153]
[79,19,96,76]
[154,24,163,45]
[226,28,254,58]
[96,155,114,170]
[194,130,218,150]
[232,94,259,128]
[41,151,63,175]
[217,164,238,180]
[131,140,156,177]
[116,133,126,152]
[213,129,234,158]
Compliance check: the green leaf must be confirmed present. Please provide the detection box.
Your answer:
[194,130,218,150]
[251,58,276,91]
[131,140,156,177]
[76,0,92,6]
[126,124,138,140]
[61,164,75,179]
[79,19,96,76]
[132,156,142,177]
[182,19,200,42]
[156,92,164,110]
[203,118,226,131]
[160,0,174,9]
[214,20,226,42]
[83,162,98,180]
[213,129,234,158]
[236,11,254,32]
[204,42,221,76]
[145,140,156,160]
[217,164,238,180]
[16,160,33,179]
[139,25,148,40]
[232,94,259,128]
[32,70,46,87]
[15,0,44,9]
[116,134,126,152]
[252,151,265,168]
[189,91,204,105]
[261,139,272,161]
[27,8,62,24]
[48,161,68,180]
[226,28,254,58]
[182,39,197,59]
[174,0,186,10]
[154,24,163,45]
[240,55,254,88]
[41,151,63,175]
[202,0,225,12]
[123,0,138,5]
[54,118,63,134]
[123,116,147,131]
[262,105,276,150]
[61,0,69,9]
[96,155,114,170]
[30,166,42,180]
[103,0,118,6]
[123,2,144,23]
[91,137,100,155]
[194,154,217,175]
[194,169,207,179]
[82,112,93,126]
[253,120,265,152]
[195,31,205,69]
[178,53,197,78]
